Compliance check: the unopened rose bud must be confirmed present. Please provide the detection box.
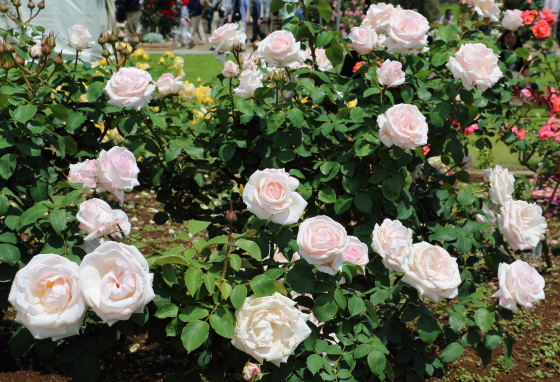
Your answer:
[37,0,44,8]
[12,53,24,65]
[225,203,237,222]
[98,35,107,45]
[2,59,13,69]
[108,32,118,44]
[41,44,51,55]
[3,42,15,53]
[52,52,63,65]
[30,42,43,58]
[122,44,131,55]
[11,0,21,7]
[242,363,261,382]
[116,42,124,53]
[27,1,35,9]
[48,34,56,49]
[131,34,140,46]
[102,48,110,57]
[0,4,9,12]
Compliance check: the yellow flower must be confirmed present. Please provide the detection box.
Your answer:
[100,58,107,65]
[137,156,142,162]
[196,77,202,82]
[300,96,309,104]
[347,99,358,108]
[204,96,213,104]
[184,80,190,84]
[95,121,105,132]
[164,51,175,58]
[78,94,88,103]
[135,62,150,70]
[179,83,196,100]
[195,86,211,102]
[133,49,148,60]
[153,106,160,112]
[159,57,165,63]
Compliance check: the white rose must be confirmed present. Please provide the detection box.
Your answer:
[377,60,405,87]
[483,165,514,207]
[377,104,429,149]
[232,292,312,366]
[77,198,131,241]
[428,156,450,174]
[8,254,86,340]
[305,47,333,72]
[402,242,461,302]
[383,9,430,54]
[234,69,264,98]
[68,159,98,190]
[342,236,369,270]
[492,260,545,311]
[154,73,184,98]
[498,200,547,251]
[243,168,307,225]
[30,42,42,58]
[97,146,140,206]
[67,25,95,51]
[209,23,247,61]
[222,60,241,78]
[104,67,155,110]
[362,3,397,33]
[475,203,496,234]
[468,0,501,22]
[79,241,155,326]
[349,25,379,55]
[502,9,524,31]
[446,43,503,92]
[257,30,306,68]
[297,216,349,275]
[179,83,196,101]
[371,219,413,272]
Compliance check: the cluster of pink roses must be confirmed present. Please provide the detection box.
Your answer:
[514,8,556,38]
[8,242,155,340]
[538,115,560,141]
[77,198,131,242]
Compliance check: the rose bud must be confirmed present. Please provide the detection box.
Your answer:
[27,1,35,9]
[37,0,44,9]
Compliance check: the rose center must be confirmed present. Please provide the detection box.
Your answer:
[35,274,72,314]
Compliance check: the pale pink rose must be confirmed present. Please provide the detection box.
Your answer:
[257,30,306,68]
[362,3,397,33]
[465,123,479,135]
[297,216,349,275]
[512,127,526,139]
[305,47,333,71]
[371,219,412,272]
[342,236,369,270]
[243,168,307,225]
[179,83,196,101]
[222,60,241,78]
[241,50,263,70]
[483,165,514,207]
[68,159,98,190]
[377,104,428,149]
[154,73,184,98]
[428,156,450,174]
[402,242,461,302]
[273,251,300,263]
[498,200,547,251]
[104,67,155,110]
[468,0,501,22]
[77,198,131,241]
[502,9,524,31]
[520,88,534,103]
[349,25,378,55]
[234,69,264,98]
[493,260,545,311]
[243,363,261,381]
[79,242,155,326]
[97,147,140,206]
[209,23,247,61]
[67,25,95,51]
[8,254,86,340]
[447,43,503,91]
[377,59,405,87]
[383,9,430,54]
[30,42,42,58]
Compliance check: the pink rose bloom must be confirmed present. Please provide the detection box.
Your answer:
[493,260,545,311]
[241,50,263,70]
[242,168,307,225]
[234,69,264,98]
[468,0,501,22]
[502,9,523,31]
[305,47,333,71]
[342,236,369,270]
[209,23,247,60]
[498,200,547,251]
[297,216,349,275]
[447,43,503,91]
[538,124,554,140]
[257,30,306,68]
[540,9,557,26]
[383,9,430,54]
[97,147,140,206]
[520,88,535,103]
[67,25,95,51]
[349,25,379,55]
[104,67,155,110]
[222,60,240,78]
[68,159,98,190]
[512,127,526,139]
[154,73,184,98]
[362,3,397,33]
[243,363,261,381]
[377,59,405,87]
[77,198,131,241]
[371,219,412,272]
[30,42,42,58]
[532,20,551,39]
[423,145,431,156]
[465,123,479,135]
[377,104,429,149]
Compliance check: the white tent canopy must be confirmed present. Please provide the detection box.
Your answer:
[0,0,112,62]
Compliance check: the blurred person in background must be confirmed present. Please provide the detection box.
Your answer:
[208,0,231,37]
[181,0,195,47]
[438,9,454,24]
[229,0,250,33]
[544,0,560,38]
[251,0,266,45]
[119,0,142,41]
[189,0,206,45]
[261,0,272,35]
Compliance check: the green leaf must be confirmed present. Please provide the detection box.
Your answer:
[354,344,372,358]
[370,290,388,306]
[86,81,106,101]
[154,303,179,318]
[188,220,210,235]
[348,296,365,317]
[503,334,515,369]
[229,253,241,271]
[314,294,338,322]
[316,31,333,47]
[457,189,476,206]
[270,0,284,12]
[286,263,315,294]
[354,193,373,213]
[49,104,69,121]
[307,354,323,375]
[287,108,304,128]
[0,154,18,179]
[185,268,202,296]
[179,306,209,322]
[203,274,215,294]
[181,320,209,353]
[417,315,441,344]
[334,195,353,214]
[152,255,190,266]
[318,186,336,203]
[66,112,87,131]
[449,312,465,332]
[381,178,401,201]
[219,144,236,162]
[235,239,262,260]
[438,26,453,42]
[513,47,530,58]
[8,326,34,356]
[162,264,177,287]
[50,209,67,235]
[267,112,285,133]
[317,0,333,23]
[475,309,495,332]
[209,308,235,338]
[484,330,502,350]
[73,353,100,382]
[230,284,247,309]
[250,274,276,297]
[441,342,464,363]
[367,350,386,376]
[221,281,233,299]
[0,195,8,215]
[325,39,343,68]
[433,226,457,241]
[14,104,37,124]
[18,203,48,228]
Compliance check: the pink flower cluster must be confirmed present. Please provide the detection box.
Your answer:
[522,9,557,38]
[531,176,560,216]
[538,115,560,141]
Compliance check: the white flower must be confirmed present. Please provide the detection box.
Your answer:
[305,47,333,72]
[234,69,264,98]
[378,104,429,149]
[232,293,312,366]
[68,159,98,190]
[377,60,406,87]
[475,203,496,234]
[502,9,524,31]
[362,3,397,33]
[484,165,514,207]
[77,198,131,241]
[8,254,86,340]
[349,25,379,55]
[468,0,501,22]
[104,67,155,110]
[96,147,140,206]
[428,156,450,174]
[67,25,95,51]
[383,9,430,54]
[498,200,547,251]
[154,73,185,98]
[371,219,413,272]
[447,43,503,92]
[492,260,545,311]
[342,236,369,270]
[222,60,241,78]
[209,23,247,62]
[257,30,306,68]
